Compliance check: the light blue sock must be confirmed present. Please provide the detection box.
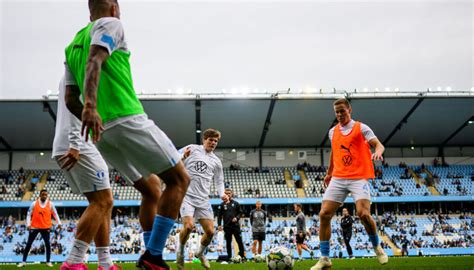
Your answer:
[146,215,175,256]
[143,231,152,246]
[320,241,330,257]
[369,234,380,248]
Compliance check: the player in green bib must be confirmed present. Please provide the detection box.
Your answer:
[63,1,190,269]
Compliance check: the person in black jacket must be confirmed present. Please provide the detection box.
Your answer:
[217,188,245,260]
[340,208,355,259]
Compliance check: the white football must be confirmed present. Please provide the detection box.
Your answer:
[266,246,294,270]
[231,255,242,263]
[254,254,265,263]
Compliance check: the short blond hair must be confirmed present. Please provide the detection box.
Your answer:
[203,128,221,140]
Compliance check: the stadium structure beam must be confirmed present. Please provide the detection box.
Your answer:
[258,94,278,148]
[382,96,425,146]
[0,148,53,152]
[0,136,13,170]
[195,98,201,144]
[0,136,12,150]
[441,116,474,146]
[42,101,57,123]
[257,94,278,170]
[1,145,473,153]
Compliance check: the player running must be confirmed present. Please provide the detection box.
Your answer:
[177,129,226,270]
[63,1,190,269]
[311,98,388,270]
[53,77,118,270]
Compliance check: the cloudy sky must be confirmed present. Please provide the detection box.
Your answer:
[0,0,472,99]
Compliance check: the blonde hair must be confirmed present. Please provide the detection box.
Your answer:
[203,128,221,140]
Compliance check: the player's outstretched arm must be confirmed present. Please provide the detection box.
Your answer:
[26,201,34,230]
[61,84,83,171]
[369,138,385,161]
[51,202,62,225]
[84,45,109,107]
[324,151,334,188]
[214,161,226,200]
[82,45,109,142]
[65,85,83,121]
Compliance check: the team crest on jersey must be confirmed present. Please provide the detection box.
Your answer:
[362,183,370,194]
[194,161,208,173]
[96,171,106,180]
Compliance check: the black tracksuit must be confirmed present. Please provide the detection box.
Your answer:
[341,215,354,256]
[217,199,245,259]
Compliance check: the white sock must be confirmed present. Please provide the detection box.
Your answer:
[67,239,89,265]
[97,247,113,270]
[196,243,207,257]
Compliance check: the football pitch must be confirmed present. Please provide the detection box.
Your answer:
[1,256,474,270]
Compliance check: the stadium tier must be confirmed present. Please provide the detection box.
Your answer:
[1,165,473,202]
[1,164,473,263]
[0,214,472,263]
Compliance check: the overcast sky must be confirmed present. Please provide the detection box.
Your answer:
[0,0,472,99]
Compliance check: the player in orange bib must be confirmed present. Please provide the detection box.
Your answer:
[311,98,388,270]
[18,190,61,268]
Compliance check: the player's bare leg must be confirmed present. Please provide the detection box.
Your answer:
[355,199,387,265]
[311,200,339,270]
[196,219,214,269]
[257,240,263,254]
[137,163,190,270]
[252,240,258,255]
[62,189,113,269]
[133,174,162,233]
[177,216,194,270]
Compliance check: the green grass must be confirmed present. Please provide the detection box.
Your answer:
[1,256,474,270]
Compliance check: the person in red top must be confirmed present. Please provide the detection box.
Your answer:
[18,189,61,268]
[312,99,388,270]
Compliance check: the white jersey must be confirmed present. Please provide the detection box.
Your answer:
[328,119,376,142]
[181,144,225,206]
[52,77,97,157]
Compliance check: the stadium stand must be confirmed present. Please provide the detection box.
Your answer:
[1,163,473,262]
[1,164,473,201]
[0,212,472,263]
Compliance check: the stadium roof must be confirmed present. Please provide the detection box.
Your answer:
[0,92,473,151]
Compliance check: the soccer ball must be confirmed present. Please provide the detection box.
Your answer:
[254,254,265,263]
[231,255,242,263]
[266,246,294,270]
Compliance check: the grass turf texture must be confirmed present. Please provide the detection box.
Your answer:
[2,256,474,270]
